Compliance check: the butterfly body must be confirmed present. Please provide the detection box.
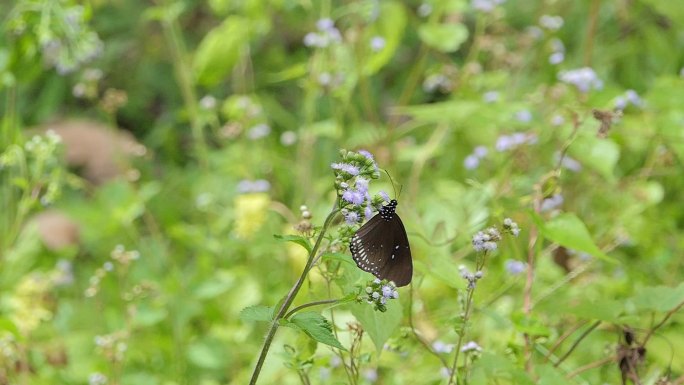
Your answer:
[350,199,413,286]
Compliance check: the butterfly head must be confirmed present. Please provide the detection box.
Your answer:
[380,199,398,221]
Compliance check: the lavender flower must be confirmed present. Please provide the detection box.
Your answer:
[505,259,526,275]
[432,340,455,354]
[615,89,644,110]
[549,52,564,65]
[539,15,564,30]
[303,19,342,48]
[474,146,488,158]
[540,194,564,212]
[247,124,271,140]
[502,217,520,236]
[418,3,433,17]
[472,0,506,12]
[495,132,537,151]
[344,211,361,224]
[464,154,480,170]
[370,36,386,52]
[342,189,364,205]
[362,279,398,312]
[515,109,533,123]
[461,341,482,353]
[483,91,500,103]
[379,191,390,202]
[551,114,565,126]
[559,67,603,93]
[472,227,501,252]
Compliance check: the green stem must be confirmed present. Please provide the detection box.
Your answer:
[160,13,208,166]
[249,199,339,385]
[284,299,339,319]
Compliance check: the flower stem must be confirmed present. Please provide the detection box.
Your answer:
[249,199,339,385]
[284,299,339,319]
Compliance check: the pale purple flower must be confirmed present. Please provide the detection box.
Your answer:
[319,367,331,380]
[365,205,373,219]
[356,177,369,194]
[358,150,374,161]
[432,340,455,354]
[464,154,480,170]
[549,52,564,65]
[539,15,564,30]
[516,109,533,123]
[418,3,433,17]
[474,146,488,158]
[461,341,482,353]
[370,36,386,52]
[345,211,360,224]
[495,132,537,151]
[505,259,526,275]
[363,368,378,383]
[303,32,321,47]
[247,124,271,140]
[379,191,390,202]
[342,189,364,205]
[483,91,499,103]
[280,131,297,146]
[381,285,393,298]
[559,67,603,93]
[540,194,564,212]
[472,0,505,12]
[555,153,582,172]
[551,114,565,126]
[472,227,501,252]
[316,18,334,31]
[331,162,360,176]
[317,72,332,86]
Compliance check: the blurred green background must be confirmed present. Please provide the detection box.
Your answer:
[1,0,683,384]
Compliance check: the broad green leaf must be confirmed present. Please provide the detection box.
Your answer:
[568,136,619,182]
[511,312,551,336]
[193,16,251,86]
[274,234,312,254]
[350,300,402,352]
[288,312,346,350]
[418,23,468,53]
[362,2,407,75]
[631,283,684,312]
[474,353,535,385]
[537,364,572,385]
[186,340,224,369]
[320,252,355,265]
[240,305,274,322]
[563,299,625,323]
[533,212,617,263]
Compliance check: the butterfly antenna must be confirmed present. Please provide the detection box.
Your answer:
[383,169,400,199]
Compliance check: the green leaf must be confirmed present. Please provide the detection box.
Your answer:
[186,340,225,369]
[288,312,346,350]
[563,299,625,323]
[240,305,274,322]
[362,2,407,75]
[193,16,251,86]
[533,212,617,263]
[537,364,573,385]
[568,136,619,182]
[418,23,469,53]
[350,299,402,352]
[511,312,551,336]
[631,283,684,312]
[320,252,355,265]
[273,234,312,254]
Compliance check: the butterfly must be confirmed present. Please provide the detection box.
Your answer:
[349,199,413,286]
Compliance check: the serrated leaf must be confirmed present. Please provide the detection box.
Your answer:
[288,312,346,350]
[274,234,312,254]
[631,283,684,312]
[533,212,617,263]
[362,1,407,75]
[350,300,402,352]
[240,305,274,322]
[418,23,469,53]
[193,16,251,86]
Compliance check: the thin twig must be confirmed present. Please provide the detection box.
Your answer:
[554,320,601,367]
[643,300,684,345]
[566,355,615,379]
[544,320,589,362]
[284,299,339,319]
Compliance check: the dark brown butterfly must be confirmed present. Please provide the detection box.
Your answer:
[349,199,413,286]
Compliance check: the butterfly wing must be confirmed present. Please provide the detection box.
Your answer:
[350,213,413,287]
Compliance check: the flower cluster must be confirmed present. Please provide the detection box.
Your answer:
[472,227,501,252]
[432,340,455,354]
[88,372,108,385]
[558,67,603,93]
[94,331,128,363]
[539,15,564,31]
[85,245,140,297]
[483,91,500,103]
[362,279,399,312]
[464,146,488,170]
[515,109,533,123]
[614,89,644,110]
[495,132,538,152]
[502,218,520,237]
[303,18,342,48]
[549,38,565,65]
[459,265,484,290]
[471,0,506,13]
[370,36,386,52]
[332,150,384,225]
